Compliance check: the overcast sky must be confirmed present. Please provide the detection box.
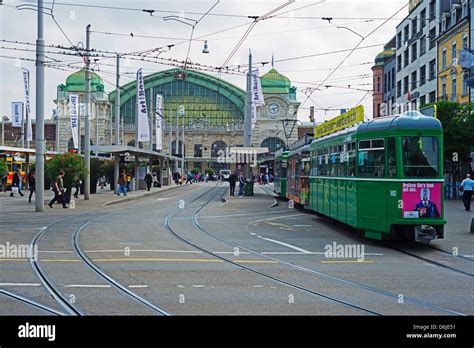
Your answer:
[0,0,408,123]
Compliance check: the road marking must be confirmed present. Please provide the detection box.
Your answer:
[321,260,374,264]
[261,237,311,254]
[192,285,205,288]
[293,224,312,227]
[213,251,250,255]
[249,233,256,236]
[253,285,263,288]
[0,283,41,287]
[235,260,278,264]
[248,214,304,225]
[63,284,111,288]
[129,285,148,288]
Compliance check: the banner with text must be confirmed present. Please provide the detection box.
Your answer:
[11,102,23,128]
[69,94,79,149]
[155,94,163,150]
[22,69,32,141]
[314,105,364,139]
[136,68,150,142]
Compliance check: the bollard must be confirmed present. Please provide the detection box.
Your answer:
[470,217,474,234]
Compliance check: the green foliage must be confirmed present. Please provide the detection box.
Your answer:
[45,153,87,187]
[434,101,474,162]
[100,160,115,178]
[191,168,201,175]
[0,159,8,178]
[205,168,215,175]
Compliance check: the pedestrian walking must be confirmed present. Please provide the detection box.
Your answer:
[117,169,127,196]
[27,171,36,203]
[228,172,237,196]
[10,169,24,197]
[145,172,153,191]
[1,174,7,192]
[460,173,474,211]
[99,176,106,189]
[238,173,245,197]
[48,170,67,209]
[73,177,81,199]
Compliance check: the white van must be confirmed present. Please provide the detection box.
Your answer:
[219,169,231,180]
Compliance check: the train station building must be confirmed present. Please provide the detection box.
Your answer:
[52,66,300,174]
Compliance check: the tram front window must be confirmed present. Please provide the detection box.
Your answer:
[402,136,439,178]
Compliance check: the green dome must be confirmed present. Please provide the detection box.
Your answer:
[261,68,291,94]
[374,49,395,66]
[64,68,104,92]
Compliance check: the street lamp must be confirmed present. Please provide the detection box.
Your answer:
[336,26,364,40]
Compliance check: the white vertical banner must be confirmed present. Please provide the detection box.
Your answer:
[69,94,79,149]
[11,102,23,128]
[22,69,33,141]
[155,94,163,150]
[251,68,265,106]
[136,68,150,141]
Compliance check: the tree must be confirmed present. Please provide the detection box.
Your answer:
[0,159,8,179]
[45,153,87,188]
[435,101,474,167]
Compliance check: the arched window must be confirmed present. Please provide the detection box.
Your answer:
[127,140,135,147]
[261,137,285,154]
[211,141,227,158]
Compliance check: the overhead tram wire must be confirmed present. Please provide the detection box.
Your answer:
[298,3,409,110]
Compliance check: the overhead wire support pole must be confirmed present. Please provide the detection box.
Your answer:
[114,54,120,194]
[35,0,45,212]
[84,24,91,200]
[244,50,252,180]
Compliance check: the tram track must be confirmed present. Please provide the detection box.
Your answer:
[0,289,64,315]
[165,186,383,316]
[188,188,467,316]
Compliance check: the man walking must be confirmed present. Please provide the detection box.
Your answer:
[28,171,36,203]
[48,170,67,209]
[10,169,24,197]
[238,173,245,198]
[460,173,474,211]
[228,172,237,196]
[117,169,127,196]
[145,172,153,191]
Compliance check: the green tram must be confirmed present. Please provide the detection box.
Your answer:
[273,150,290,197]
[283,111,445,243]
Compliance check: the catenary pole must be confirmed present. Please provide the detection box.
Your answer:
[84,24,91,200]
[244,50,252,180]
[114,54,120,194]
[35,0,45,212]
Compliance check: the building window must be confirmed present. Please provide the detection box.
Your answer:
[442,16,447,32]
[411,42,417,62]
[411,71,417,90]
[411,17,417,37]
[429,0,435,22]
[404,24,409,43]
[429,91,436,103]
[429,28,436,49]
[442,48,447,69]
[420,95,426,107]
[452,41,457,65]
[384,73,388,93]
[462,33,468,49]
[397,55,402,72]
[391,68,395,89]
[462,71,468,96]
[451,76,457,102]
[403,76,409,94]
[397,80,402,97]
[397,32,402,49]
[211,141,227,158]
[441,76,447,98]
[429,59,436,80]
[462,0,468,18]
[404,49,409,67]
[451,9,457,26]
[194,144,202,158]
[420,65,426,86]
[420,9,426,29]
[420,36,426,56]
[377,77,381,93]
[261,137,285,154]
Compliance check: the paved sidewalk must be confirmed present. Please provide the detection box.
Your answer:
[0,182,195,214]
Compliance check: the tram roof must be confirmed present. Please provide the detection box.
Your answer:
[356,112,442,134]
[288,144,310,157]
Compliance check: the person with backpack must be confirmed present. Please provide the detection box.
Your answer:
[28,171,36,203]
[117,169,127,196]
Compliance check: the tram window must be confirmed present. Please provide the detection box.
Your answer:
[348,151,356,176]
[402,136,438,177]
[387,137,397,177]
[358,150,385,177]
[358,140,371,149]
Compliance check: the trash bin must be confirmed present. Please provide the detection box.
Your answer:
[244,179,254,196]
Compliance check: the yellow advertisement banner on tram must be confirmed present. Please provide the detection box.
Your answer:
[314,105,364,139]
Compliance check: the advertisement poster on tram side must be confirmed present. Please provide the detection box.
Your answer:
[402,182,442,218]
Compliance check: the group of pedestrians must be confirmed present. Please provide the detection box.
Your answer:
[228,172,245,197]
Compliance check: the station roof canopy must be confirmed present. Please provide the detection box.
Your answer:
[92,145,181,162]
[0,146,57,156]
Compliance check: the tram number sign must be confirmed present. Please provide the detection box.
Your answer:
[401,183,442,219]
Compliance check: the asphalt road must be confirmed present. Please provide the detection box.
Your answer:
[0,182,472,315]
